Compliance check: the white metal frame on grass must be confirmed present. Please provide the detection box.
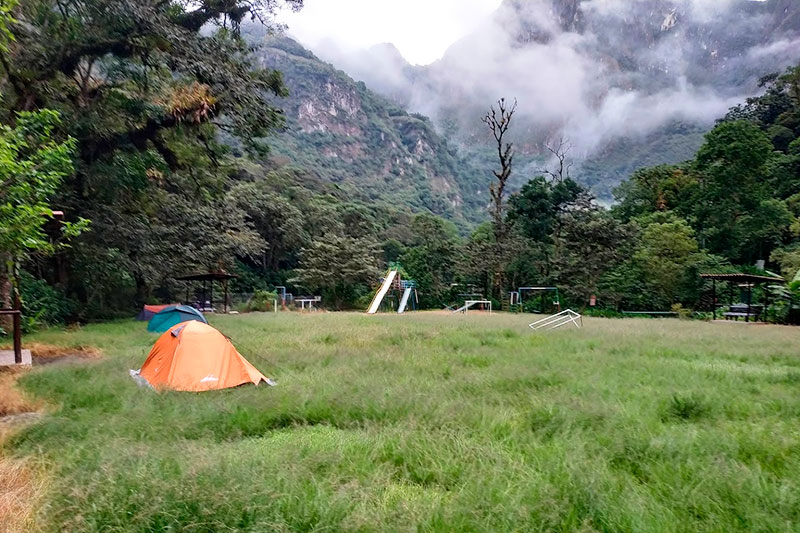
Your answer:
[529,309,582,330]
[452,300,492,314]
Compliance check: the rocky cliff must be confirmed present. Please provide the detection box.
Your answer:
[254,37,486,223]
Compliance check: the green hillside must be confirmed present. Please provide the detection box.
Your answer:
[255,37,487,224]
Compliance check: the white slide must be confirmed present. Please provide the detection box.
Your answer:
[397,287,412,314]
[367,270,397,314]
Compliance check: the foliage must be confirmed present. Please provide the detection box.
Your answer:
[632,213,706,308]
[551,210,636,308]
[18,270,74,331]
[247,290,278,312]
[400,214,458,308]
[0,109,84,262]
[0,0,300,317]
[291,235,380,309]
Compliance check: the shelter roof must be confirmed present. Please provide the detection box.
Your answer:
[700,273,785,284]
[176,272,237,282]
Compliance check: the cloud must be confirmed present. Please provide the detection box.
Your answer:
[280,0,503,65]
[286,0,800,161]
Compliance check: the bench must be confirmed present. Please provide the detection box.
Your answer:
[724,304,762,321]
[622,311,678,318]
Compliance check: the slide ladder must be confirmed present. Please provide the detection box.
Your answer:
[397,287,413,314]
[367,269,398,314]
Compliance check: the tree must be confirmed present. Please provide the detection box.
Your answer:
[693,120,787,262]
[551,211,636,308]
[0,0,302,312]
[539,137,573,183]
[292,235,380,310]
[482,97,516,298]
[0,109,87,325]
[228,181,308,274]
[400,214,458,307]
[612,164,698,222]
[508,176,585,243]
[482,97,517,241]
[633,213,705,308]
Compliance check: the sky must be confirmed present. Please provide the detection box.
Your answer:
[278,0,505,65]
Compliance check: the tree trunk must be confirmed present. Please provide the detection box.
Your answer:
[134,273,149,309]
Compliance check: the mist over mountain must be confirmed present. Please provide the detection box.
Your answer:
[251,36,487,225]
[300,0,800,199]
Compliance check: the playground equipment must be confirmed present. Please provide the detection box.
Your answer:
[529,309,582,330]
[367,269,418,314]
[296,296,322,311]
[452,300,492,314]
[367,269,397,314]
[398,286,413,313]
[508,286,562,313]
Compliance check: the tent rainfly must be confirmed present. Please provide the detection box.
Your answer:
[131,321,273,391]
[147,304,207,332]
[136,304,178,321]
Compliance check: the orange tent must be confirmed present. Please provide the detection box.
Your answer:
[132,321,273,391]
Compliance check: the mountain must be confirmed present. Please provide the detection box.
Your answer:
[305,0,800,200]
[251,36,487,225]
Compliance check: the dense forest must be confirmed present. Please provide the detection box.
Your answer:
[1,0,799,332]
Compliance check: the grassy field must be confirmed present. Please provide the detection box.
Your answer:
[2,312,800,532]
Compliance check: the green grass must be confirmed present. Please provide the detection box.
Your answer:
[5,313,800,532]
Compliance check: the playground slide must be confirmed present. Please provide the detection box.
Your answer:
[397,287,412,314]
[367,270,397,314]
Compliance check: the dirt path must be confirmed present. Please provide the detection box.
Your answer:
[0,344,100,532]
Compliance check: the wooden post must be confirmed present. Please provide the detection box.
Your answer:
[763,284,769,323]
[712,279,716,320]
[13,310,21,364]
[12,282,21,364]
[223,279,229,314]
[209,281,214,313]
[0,309,21,363]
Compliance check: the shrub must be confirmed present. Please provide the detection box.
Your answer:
[17,271,75,332]
[671,303,692,319]
[247,291,278,312]
[662,393,711,422]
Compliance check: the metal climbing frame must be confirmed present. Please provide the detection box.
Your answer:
[518,286,561,313]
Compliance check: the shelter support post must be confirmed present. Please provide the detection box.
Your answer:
[712,279,716,320]
[13,311,20,364]
[223,279,228,314]
[0,309,22,364]
[746,284,752,323]
[13,289,21,364]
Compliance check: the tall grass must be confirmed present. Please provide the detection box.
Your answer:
[4,313,800,531]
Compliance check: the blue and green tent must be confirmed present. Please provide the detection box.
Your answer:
[147,305,207,333]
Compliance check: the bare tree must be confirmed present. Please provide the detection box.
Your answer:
[539,137,573,182]
[482,97,517,241]
[482,97,517,299]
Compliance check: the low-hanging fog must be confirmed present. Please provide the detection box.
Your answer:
[291,0,800,175]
